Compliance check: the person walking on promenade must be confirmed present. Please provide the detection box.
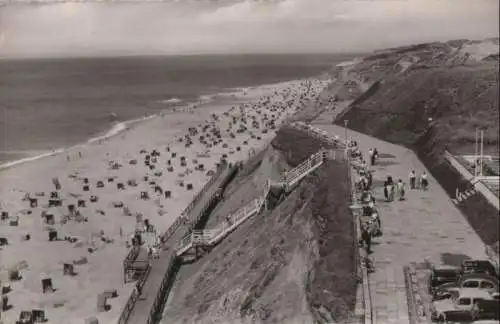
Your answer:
[384,179,389,201]
[397,179,406,201]
[362,175,370,191]
[385,175,394,202]
[420,171,429,190]
[361,225,372,254]
[136,281,142,298]
[366,170,373,188]
[389,182,395,201]
[370,213,382,237]
[409,170,416,189]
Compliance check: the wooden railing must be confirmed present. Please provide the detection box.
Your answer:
[175,180,271,255]
[117,264,152,324]
[283,151,324,189]
[160,163,228,243]
[290,121,348,148]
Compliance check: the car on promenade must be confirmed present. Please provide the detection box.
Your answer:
[432,274,499,301]
[429,265,462,293]
[461,260,498,278]
[430,288,498,323]
[429,260,498,294]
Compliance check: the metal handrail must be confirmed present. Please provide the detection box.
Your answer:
[160,164,227,243]
[289,121,347,148]
[174,181,272,255]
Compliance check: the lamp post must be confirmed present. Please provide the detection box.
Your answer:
[344,120,348,143]
[480,129,484,177]
[475,128,479,177]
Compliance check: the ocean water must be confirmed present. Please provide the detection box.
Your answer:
[0,54,357,164]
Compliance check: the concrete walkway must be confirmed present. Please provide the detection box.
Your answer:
[313,123,488,324]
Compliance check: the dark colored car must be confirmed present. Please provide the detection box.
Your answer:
[462,260,498,278]
[475,299,500,320]
[429,266,461,293]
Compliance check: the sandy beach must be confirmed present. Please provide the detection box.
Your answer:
[0,77,334,324]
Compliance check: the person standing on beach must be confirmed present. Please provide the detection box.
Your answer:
[409,170,416,189]
[368,148,374,165]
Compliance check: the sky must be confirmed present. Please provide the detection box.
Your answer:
[0,0,498,58]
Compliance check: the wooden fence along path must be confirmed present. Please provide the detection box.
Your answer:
[175,148,339,257]
[117,122,348,324]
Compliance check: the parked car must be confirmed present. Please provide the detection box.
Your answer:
[431,288,496,322]
[433,274,499,300]
[429,265,461,293]
[474,297,500,321]
[429,260,498,294]
[462,260,498,278]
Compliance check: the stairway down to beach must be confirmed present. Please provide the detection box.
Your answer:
[117,144,342,324]
[174,148,338,259]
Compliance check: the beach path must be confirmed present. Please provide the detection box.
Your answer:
[125,165,234,324]
[312,123,488,324]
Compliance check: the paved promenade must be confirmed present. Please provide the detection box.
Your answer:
[313,123,488,324]
[125,166,234,324]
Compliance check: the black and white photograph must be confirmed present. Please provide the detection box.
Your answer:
[0,0,498,323]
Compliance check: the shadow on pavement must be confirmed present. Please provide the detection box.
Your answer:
[440,252,471,266]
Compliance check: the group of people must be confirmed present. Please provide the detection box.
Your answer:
[408,169,429,191]
[359,187,381,254]
[350,143,432,254]
[350,145,381,254]
[383,176,406,202]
